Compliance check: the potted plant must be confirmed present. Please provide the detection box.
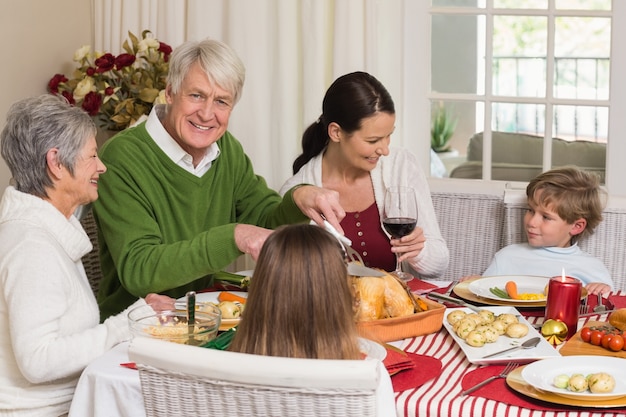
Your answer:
[431,102,458,153]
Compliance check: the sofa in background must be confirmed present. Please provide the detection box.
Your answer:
[449,131,606,182]
[428,178,626,291]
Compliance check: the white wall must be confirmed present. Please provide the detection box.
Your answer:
[0,0,92,188]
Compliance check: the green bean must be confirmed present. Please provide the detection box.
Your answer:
[490,287,510,299]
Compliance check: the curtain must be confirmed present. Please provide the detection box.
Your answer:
[93,0,428,190]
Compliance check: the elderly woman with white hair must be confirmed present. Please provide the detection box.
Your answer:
[0,94,173,417]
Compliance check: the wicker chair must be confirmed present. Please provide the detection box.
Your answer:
[429,179,507,281]
[128,337,382,417]
[77,205,103,296]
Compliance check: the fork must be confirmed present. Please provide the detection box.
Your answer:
[322,219,365,263]
[343,240,365,264]
[579,303,590,316]
[460,362,518,396]
[594,293,607,313]
[443,278,460,297]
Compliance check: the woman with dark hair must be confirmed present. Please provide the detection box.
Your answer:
[229,224,396,415]
[281,72,448,278]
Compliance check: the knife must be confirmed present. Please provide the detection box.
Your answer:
[427,292,482,313]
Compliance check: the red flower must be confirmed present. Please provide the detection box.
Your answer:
[95,53,115,73]
[86,67,96,76]
[61,91,75,105]
[81,91,103,116]
[115,53,136,70]
[159,42,172,62]
[105,86,115,96]
[48,74,68,94]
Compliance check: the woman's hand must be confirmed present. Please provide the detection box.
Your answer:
[390,226,425,262]
[144,293,175,311]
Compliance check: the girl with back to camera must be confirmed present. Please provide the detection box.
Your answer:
[229,224,396,415]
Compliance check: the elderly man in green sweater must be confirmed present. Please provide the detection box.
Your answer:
[93,39,344,320]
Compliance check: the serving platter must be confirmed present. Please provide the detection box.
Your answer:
[507,364,626,408]
[452,276,587,308]
[176,291,247,331]
[560,321,626,359]
[521,355,626,401]
[441,306,560,365]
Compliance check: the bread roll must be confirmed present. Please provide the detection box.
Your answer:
[609,308,626,331]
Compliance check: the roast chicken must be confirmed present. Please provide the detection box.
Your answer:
[352,271,417,321]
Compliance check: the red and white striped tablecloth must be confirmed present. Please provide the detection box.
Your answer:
[393,293,626,417]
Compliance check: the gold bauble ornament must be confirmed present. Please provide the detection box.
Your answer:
[541,319,568,346]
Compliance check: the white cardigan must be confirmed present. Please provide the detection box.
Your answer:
[0,187,144,417]
[280,147,449,278]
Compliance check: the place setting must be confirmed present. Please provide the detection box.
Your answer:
[449,274,588,309]
[451,273,626,411]
[461,357,626,411]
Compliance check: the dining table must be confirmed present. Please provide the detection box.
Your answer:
[68,285,626,417]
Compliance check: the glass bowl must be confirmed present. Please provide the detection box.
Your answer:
[128,304,221,346]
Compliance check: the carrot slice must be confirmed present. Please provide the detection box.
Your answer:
[505,281,520,300]
[217,291,247,304]
[416,296,428,312]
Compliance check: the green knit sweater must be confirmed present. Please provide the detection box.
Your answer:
[93,123,307,320]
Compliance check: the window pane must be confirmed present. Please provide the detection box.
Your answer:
[551,108,606,183]
[493,16,547,98]
[429,100,477,178]
[553,105,608,142]
[555,0,611,10]
[492,102,545,135]
[494,0,547,8]
[554,17,610,100]
[432,0,483,7]
[432,14,485,94]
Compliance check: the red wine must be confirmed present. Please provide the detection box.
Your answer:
[383,217,417,238]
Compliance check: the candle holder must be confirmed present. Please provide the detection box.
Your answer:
[544,275,582,340]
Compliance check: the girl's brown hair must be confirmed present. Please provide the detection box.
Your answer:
[526,166,606,243]
[229,224,361,359]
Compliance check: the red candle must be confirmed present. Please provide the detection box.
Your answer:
[545,275,582,339]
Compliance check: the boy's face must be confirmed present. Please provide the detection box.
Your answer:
[524,193,586,248]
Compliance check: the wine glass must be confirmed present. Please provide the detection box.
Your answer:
[382,186,418,281]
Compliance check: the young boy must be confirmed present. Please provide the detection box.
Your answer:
[482,166,613,295]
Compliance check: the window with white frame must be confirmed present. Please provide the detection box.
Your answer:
[428,0,616,187]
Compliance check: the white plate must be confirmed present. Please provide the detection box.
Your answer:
[441,306,560,365]
[176,291,248,330]
[521,356,626,401]
[468,275,549,303]
[358,338,387,361]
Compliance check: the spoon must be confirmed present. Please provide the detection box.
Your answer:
[481,336,541,359]
[186,291,196,344]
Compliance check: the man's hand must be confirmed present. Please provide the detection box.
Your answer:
[292,185,346,233]
[234,224,274,260]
